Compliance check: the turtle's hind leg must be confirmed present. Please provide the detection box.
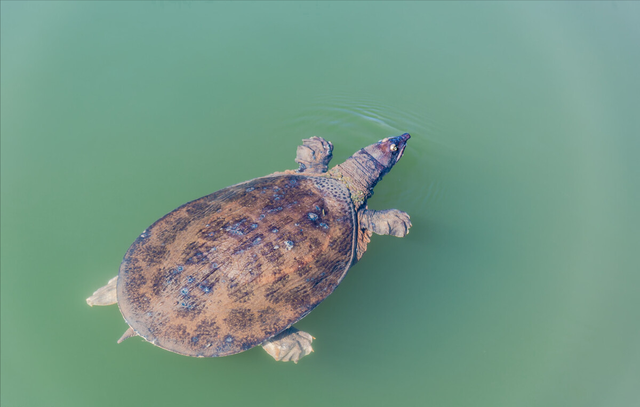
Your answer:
[295,137,333,174]
[261,327,314,363]
[86,276,118,306]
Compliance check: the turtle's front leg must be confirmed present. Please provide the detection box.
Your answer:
[295,137,333,174]
[359,208,412,237]
[86,276,118,306]
[261,327,314,363]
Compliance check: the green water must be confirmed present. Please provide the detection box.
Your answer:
[2,2,639,406]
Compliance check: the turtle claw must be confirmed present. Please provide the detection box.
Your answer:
[295,137,333,174]
[86,276,118,306]
[261,327,315,363]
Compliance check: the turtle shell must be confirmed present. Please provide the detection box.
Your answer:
[116,174,356,357]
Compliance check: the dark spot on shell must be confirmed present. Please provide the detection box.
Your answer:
[193,318,219,341]
[151,270,176,295]
[264,274,290,304]
[229,284,256,303]
[164,324,188,343]
[172,217,191,232]
[308,236,321,250]
[185,200,214,220]
[191,335,200,343]
[158,229,177,245]
[182,242,207,265]
[260,242,284,266]
[257,307,282,335]
[124,268,147,289]
[122,269,150,311]
[141,244,168,266]
[176,295,203,319]
[296,265,312,277]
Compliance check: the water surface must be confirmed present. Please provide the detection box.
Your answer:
[2,2,639,407]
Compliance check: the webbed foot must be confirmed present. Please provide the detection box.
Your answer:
[261,327,314,363]
[295,137,333,174]
[86,276,118,306]
[360,209,412,237]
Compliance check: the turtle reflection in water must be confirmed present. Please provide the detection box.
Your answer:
[87,134,412,363]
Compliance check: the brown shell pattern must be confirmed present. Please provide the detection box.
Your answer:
[117,175,356,357]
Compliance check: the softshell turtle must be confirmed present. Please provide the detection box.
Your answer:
[87,134,412,363]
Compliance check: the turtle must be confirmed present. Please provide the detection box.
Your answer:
[87,133,412,363]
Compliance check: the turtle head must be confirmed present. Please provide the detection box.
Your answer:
[364,133,411,171]
[327,133,411,208]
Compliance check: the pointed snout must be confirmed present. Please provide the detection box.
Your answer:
[392,133,410,161]
[388,133,410,147]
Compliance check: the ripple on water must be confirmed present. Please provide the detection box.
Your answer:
[280,93,452,208]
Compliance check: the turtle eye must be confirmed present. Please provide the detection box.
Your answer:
[390,144,397,152]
